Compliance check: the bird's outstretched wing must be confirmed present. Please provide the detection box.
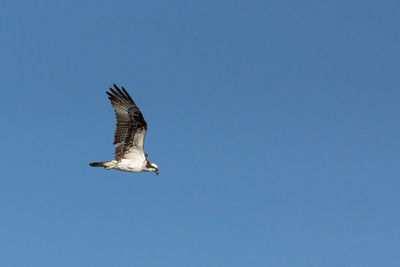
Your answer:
[106,84,147,160]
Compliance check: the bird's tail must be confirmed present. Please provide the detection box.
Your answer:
[89,161,107,167]
[89,160,117,169]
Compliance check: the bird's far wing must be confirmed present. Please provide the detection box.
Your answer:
[106,84,148,160]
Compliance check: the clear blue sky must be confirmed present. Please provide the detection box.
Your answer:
[1,0,399,266]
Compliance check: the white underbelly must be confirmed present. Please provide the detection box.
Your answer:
[115,159,145,172]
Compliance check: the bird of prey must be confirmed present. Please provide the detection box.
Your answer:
[89,84,159,175]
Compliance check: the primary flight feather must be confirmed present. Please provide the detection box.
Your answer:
[89,84,159,175]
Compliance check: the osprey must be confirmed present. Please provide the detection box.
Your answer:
[89,84,159,175]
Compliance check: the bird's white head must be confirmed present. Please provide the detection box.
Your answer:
[146,161,159,175]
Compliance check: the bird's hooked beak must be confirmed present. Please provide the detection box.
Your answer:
[155,169,159,175]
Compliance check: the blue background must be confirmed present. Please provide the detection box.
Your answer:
[1,0,399,266]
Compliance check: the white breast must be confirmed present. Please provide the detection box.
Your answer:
[115,158,146,172]
[115,147,146,172]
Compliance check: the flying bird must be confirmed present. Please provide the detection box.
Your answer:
[89,84,159,175]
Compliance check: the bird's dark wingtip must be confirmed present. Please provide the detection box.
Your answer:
[121,86,133,102]
[106,84,133,103]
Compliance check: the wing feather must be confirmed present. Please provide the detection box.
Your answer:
[107,84,147,160]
